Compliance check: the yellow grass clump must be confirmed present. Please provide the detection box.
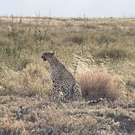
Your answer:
[0,63,51,96]
[77,68,123,101]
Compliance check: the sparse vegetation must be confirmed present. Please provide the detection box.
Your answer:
[64,34,85,45]
[0,17,135,135]
[96,34,116,45]
[95,47,130,60]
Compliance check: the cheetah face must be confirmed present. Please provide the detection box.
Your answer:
[41,52,54,61]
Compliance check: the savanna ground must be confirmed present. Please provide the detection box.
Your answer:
[0,16,135,135]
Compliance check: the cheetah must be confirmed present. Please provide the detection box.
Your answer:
[41,52,82,102]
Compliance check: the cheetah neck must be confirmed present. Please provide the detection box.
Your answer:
[47,56,63,68]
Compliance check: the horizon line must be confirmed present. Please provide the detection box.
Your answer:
[0,15,135,19]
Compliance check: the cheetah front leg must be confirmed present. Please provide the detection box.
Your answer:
[49,83,65,102]
[72,83,82,101]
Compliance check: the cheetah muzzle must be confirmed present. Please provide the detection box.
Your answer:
[41,52,54,61]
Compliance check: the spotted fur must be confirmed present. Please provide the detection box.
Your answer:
[41,52,82,102]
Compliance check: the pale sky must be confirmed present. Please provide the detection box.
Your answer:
[0,0,135,17]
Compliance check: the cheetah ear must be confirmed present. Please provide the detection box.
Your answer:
[51,51,55,56]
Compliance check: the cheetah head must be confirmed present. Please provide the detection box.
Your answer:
[41,52,54,61]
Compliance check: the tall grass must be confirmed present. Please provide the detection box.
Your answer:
[0,17,134,99]
[77,68,122,101]
[0,63,51,96]
[95,47,131,60]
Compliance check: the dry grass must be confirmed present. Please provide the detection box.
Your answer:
[77,68,122,101]
[0,96,135,135]
[95,47,131,60]
[64,34,85,45]
[0,114,25,135]
[0,17,135,135]
[0,63,51,96]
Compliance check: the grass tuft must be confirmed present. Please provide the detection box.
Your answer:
[95,47,130,60]
[77,69,122,101]
[64,35,84,45]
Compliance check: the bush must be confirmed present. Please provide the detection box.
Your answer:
[77,69,121,101]
[95,47,129,60]
[96,35,116,45]
[0,37,13,47]
[64,35,84,45]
